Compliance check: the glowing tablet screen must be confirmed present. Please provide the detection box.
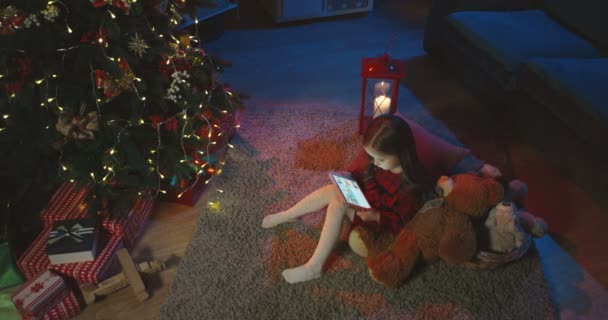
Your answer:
[331,173,371,209]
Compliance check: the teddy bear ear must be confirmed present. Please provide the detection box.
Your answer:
[436,176,454,197]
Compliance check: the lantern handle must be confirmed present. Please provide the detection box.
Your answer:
[384,32,398,58]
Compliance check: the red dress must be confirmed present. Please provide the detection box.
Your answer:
[350,168,422,235]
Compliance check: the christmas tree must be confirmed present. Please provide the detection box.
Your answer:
[0,0,245,221]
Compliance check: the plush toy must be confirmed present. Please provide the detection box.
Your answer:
[485,201,526,253]
[484,199,548,253]
[352,173,504,288]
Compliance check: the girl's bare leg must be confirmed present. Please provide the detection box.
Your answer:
[282,196,355,283]
[262,184,338,228]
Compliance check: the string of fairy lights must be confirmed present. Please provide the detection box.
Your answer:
[1,0,239,205]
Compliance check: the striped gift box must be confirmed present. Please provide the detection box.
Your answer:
[22,290,80,320]
[101,196,155,251]
[18,183,154,282]
[17,226,53,279]
[121,197,155,251]
[49,231,123,285]
[11,270,80,319]
[18,226,123,284]
[42,183,154,249]
[40,183,91,226]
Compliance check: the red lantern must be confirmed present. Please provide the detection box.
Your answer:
[359,54,405,133]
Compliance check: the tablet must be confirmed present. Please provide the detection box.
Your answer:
[329,172,372,211]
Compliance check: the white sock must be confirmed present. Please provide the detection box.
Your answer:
[261,212,294,228]
[282,263,322,284]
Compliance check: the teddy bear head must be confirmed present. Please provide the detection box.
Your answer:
[492,201,520,227]
[437,173,504,217]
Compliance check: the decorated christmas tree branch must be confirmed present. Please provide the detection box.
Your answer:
[0,0,246,219]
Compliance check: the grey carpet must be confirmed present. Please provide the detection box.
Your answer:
[159,105,557,319]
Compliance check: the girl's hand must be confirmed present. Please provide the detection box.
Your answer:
[356,210,380,223]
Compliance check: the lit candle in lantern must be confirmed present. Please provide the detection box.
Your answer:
[373,95,392,118]
[374,81,391,96]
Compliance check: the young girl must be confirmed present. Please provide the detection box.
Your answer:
[262,114,434,284]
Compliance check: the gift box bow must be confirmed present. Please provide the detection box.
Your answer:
[48,224,95,245]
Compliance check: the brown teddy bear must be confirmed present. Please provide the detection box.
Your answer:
[349,173,504,288]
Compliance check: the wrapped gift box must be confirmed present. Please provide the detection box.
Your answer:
[11,270,81,320]
[161,172,211,206]
[39,182,154,251]
[22,291,81,320]
[49,230,123,284]
[46,218,100,265]
[40,183,90,226]
[18,225,123,284]
[120,197,155,250]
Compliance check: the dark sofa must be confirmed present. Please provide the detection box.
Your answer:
[423,0,608,206]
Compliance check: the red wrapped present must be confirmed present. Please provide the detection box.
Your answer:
[40,182,154,250]
[162,174,210,206]
[18,226,123,284]
[121,197,155,250]
[101,196,155,250]
[18,226,53,280]
[40,183,90,226]
[22,291,80,320]
[11,270,81,320]
[49,231,123,285]
[19,183,154,281]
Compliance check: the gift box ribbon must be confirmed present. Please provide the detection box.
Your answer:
[48,224,94,245]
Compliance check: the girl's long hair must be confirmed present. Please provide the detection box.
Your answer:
[362,114,433,199]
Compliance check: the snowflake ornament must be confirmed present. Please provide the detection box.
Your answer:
[128,33,150,58]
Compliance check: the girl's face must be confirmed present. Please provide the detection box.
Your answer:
[364,146,403,174]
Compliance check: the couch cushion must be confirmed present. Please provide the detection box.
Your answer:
[446,10,603,86]
[544,0,608,52]
[517,57,608,150]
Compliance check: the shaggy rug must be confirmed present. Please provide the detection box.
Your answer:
[159,104,557,319]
